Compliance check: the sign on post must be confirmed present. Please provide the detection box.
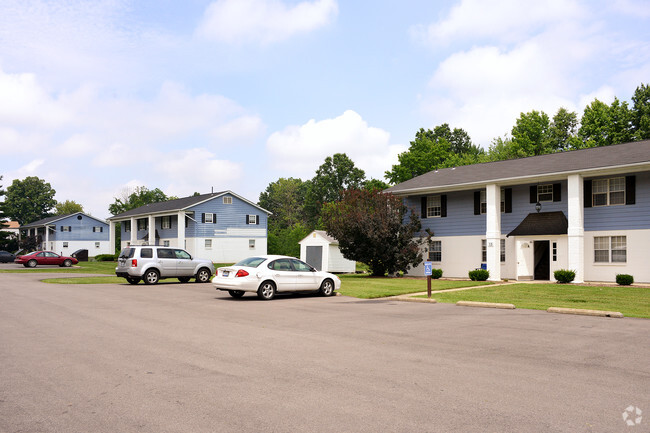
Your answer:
[424,261,433,298]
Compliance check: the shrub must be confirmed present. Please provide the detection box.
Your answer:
[468,269,489,281]
[431,268,443,279]
[616,274,634,286]
[94,254,117,262]
[554,269,576,284]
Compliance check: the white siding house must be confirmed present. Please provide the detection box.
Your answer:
[299,230,356,273]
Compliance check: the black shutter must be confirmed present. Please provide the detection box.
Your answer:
[256,215,260,225]
[505,188,512,213]
[213,213,217,224]
[61,226,64,232]
[440,195,447,218]
[626,176,636,205]
[530,186,537,203]
[68,226,72,232]
[202,213,205,223]
[584,180,592,208]
[553,183,561,202]
[100,227,103,233]
[474,191,481,215]
[245,215,249,225]
[421,197,427,218]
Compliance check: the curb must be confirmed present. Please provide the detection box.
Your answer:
[547,307,624,318]
[456,301,515,309]
[396,297,437,304]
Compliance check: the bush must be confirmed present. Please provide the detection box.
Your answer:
[616,274,634,286]
[554,269,576,284]
[94,254,117,262]
[431,268,443,279]
[468,269,489,281]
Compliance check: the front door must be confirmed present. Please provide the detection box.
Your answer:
[534,241,550,280]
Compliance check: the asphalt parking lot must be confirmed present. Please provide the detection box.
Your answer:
[1,271,648,433]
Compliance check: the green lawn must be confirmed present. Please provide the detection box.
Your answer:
[338,274,492,299]
[419,283,650,318]
[0,261,117,274]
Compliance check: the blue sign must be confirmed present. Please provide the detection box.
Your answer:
[424,261,433,276]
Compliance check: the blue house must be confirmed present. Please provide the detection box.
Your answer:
[386,140,650,283]
[20,212,111,256]
[107,191,271,263]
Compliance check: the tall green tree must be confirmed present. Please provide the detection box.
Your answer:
[578,98,634,147]
[258,178,308,230]
[4,176,57,225]
[509,110,551,157]
[55,200,85,215]
[322,189,428,276]
[109,187,174,215]
[385,124,482,184]
[0,176,18,251]
[548,108,581,151]
[631,83,650,140]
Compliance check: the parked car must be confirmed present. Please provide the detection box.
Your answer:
[14,251,78,267]
[0,250,16,263]
[213,255,341,300]
[115,245,215,285]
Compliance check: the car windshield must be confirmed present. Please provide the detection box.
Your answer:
[234,257,266,268]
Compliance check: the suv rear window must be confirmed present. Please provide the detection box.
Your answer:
[141,248,153,258]
[119,248,135,259]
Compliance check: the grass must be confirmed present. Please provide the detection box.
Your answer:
[338,274,492,299]
[418,283,650,318]
[1,261,233,277]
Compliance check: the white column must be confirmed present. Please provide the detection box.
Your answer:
[567,174,584,283]
[148,215,155,246]
[45,225,49,246]
[177,211,185,249]
[485,184,501,281]
[109,221,116,253]
[130,217,136,245]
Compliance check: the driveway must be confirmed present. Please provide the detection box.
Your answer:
[0,272,648,433]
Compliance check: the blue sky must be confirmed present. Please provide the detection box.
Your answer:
[1,0,649,219]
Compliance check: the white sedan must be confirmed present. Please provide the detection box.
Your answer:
[213,255,342,300]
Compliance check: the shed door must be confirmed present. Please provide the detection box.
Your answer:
[306,246,323,271]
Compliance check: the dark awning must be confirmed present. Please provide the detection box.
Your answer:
[507,211,568,237]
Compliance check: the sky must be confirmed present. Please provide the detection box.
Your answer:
[1,0,649,220]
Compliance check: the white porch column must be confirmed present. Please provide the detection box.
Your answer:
[148,215,155,246]
[486,183,501,281]
[567,174,585,283]
[45,225,49,246]
[130,217,136,245]
[109,221,116,253]
[177,211,185,249]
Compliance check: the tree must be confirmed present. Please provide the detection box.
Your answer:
[55,200,84,215]
[267,223,310,257]
[321,189,428,276]
[109,186,174,215]
[547,108,580,151]
[258,178,308,231]
[578,98,634,147]
[0,176,19,251]
[631,83,650,140]
[4,176,57,225]
[304,154,366,226]
[509,110,551,157]
[385,125,482,184]
[364,178,390,192]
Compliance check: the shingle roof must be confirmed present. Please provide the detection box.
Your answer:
[386,140,650,195]
[21,212,106,228]
[507,211,568,237]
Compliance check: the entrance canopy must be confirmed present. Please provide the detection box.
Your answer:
[507,211,568,237]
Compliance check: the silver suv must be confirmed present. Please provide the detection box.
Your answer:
[116,246,215,285]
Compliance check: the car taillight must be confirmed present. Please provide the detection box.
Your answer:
[131,259,137,267]
[235,269,249,277]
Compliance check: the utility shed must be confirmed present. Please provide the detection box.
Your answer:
[299,230,356,273]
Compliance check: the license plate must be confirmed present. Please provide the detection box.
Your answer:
[222,271,229,277]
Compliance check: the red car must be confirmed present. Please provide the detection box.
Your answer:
[14,251,78,268]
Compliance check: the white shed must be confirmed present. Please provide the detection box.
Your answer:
[299,230,356,273]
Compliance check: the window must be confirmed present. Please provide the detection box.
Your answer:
[247,215,259,225]
[95,242,100,248]
[204,213,214,223]
[161,216,171,229]
[427,195,441,218]
[428,241,441,262]
[163,240,170,247]
[63,242,69,248]
[249,239,255,249]
[157,249,174,259]
[552,242,557,262]
[594,236,626,263]
[205,239,212,249]
[61,226,71,232]
[593,178,625,206]
[537,184,553,202]
[137,219,148,231]
[93,226,103,233]
[124,221,131,232]
[269,258,292,271]
[290,259,312,272]
[174,249,191,260]
[223,196,232,204]
[480,189,506,214]
[482,239,506,262]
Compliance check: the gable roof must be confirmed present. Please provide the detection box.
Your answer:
[300,230,338,244]
[386,140,650,195]
[21,212,108,228]
[507,211,568,237]
[108,190,271,220]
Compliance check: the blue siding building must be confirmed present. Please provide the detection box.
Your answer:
[388,140,650,283]
[107,191,270,263]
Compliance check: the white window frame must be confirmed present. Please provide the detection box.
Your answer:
[205,239,212,249]
[95,242,100,248]
[62,226,71,232]
[427,195,441,218]
[249,239,255,249]
[161,216,171,229]
[204,213,214,224]
[428,241,441,262]
[223,196,232,204]
[93,226,103,233]
[480,189,506,214]
[137,219,147,231]
[248,215,258,225]
[594,236,627,263]
[537,184,554,202]
[482,239,506,262]
[63,242,69,248]
[592,177,625,207]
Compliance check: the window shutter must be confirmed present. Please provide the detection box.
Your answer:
[473,191,480,215]
[100,227,103,233]
[256,215,260,225]
[584,180,592,208]
[421,197,427,218]
[626,176,635,205]
[505,188,512,213]
[440,195,447,218]
[213,213,217,224]
[202,213,206,223]
[530,186,537,203]
[61,226,64,232]
[68,226,72,232]
[245,215,249,225]
[553,183,561,202]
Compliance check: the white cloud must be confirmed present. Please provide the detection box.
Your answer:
[196,0,338,44]
[267,110,405,180]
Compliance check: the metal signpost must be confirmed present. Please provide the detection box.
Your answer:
[424,261,433,298]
